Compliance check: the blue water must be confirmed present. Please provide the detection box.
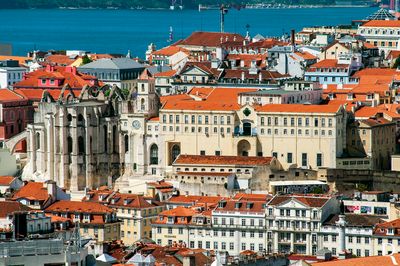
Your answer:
[0,7,377,57]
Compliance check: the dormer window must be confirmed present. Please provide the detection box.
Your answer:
[41,79,46,85]
[180,217,185,222]
[347,93,353,100]
[168,217,174,223]
[388,228,394,235]
[49,79,55,85]
[160,216,164,221]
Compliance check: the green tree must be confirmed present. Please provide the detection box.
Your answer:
[393,56,400,69]
[81,55,92,65]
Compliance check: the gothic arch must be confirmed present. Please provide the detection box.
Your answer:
[150,144,158,165]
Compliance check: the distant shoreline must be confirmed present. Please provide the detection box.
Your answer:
[0,5,375,11]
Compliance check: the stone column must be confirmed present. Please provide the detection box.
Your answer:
[28,127,36,174]
[46,114,54,181]
[273,232,279,253]
[306,233,311,255]
[70,116,79,191]
[235,229,240,256]
[290,233,294,252]
[85,109,92,189]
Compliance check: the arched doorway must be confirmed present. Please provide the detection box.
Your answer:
[150,144,158,165]
[237,140,251,156]
[243,122,252,136]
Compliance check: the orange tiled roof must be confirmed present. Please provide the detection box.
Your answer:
[314,253,400,265]
[268,195,331,208]
[0,89,26,102]
[174,155,273,166]
[232,193,272,202]
[0,201,31,218]
[14,88,72,102]
[179,32,245,47]
[0,176,15,186]
[45,55,75,66]
[147,180,173,189]
[14,65,98,90]
[167,195,225,205]
[310,59,349,68]
[256,103,342,114]
[161,87,257,111]
[294,51,317,60]
[363,42,378,49]
[12,182,50,201]
[46,200,113,214]
[108,193,161,209]
[0,55,32,65]
[214,199,267,213]
[361,20,400,27]
[152,46,189,56]
[153,69,177,77]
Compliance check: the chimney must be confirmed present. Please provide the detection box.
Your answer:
[291,29,295,46]
[46,180,57,200]
[182,254,195,266]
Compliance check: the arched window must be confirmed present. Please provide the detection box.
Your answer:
[124,135,129,153]
[67,136,73,154]
[112,125,118,153]
[171,145,180,163]
[67,114,72,123]
[78,114,84,122]
[103,125,108,153]
[35,132,40,150]
[150,144,158,165]
[78,136,85,154]
[141,98,145,111]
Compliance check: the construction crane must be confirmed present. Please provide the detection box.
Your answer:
[220,5,229,33]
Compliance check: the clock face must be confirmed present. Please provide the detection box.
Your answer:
[132,120,141,129]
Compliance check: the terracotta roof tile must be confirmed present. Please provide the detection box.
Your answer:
[361,20,400,27]
[314,253,400,265]
[0,89,26,102]
[0,201,31,218]
[46,200,113,214]
[152,46,189,56]
[161,87,257,111]
[0,176,15,186]
[268,195,331,208]
[174,155,273,166]
[309,59,349,68]
[12,182,50,201]
[256,103,342,114]
[179,32,245,47]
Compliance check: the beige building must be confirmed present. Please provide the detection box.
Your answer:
[357,20,400,56]
[159,87,347,171]
[170,154,283,196]
[318,42,351,61]
[45,200,120,255]
[82,187,166,245]
[347,117,396,170]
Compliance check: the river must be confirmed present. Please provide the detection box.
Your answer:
[0,7,377,56]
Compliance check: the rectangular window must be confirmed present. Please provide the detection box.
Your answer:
[287,153,292,163]
[317,153,322,167]
[302,153,308,167]
[184,115,189,124]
